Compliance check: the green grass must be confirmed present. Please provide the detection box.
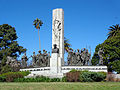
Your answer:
[0,82,120,90]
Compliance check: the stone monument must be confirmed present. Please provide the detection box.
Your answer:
[50,8,64,75]
[52,8,64,66]
[20,8,107,78]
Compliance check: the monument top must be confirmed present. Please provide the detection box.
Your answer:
[53,8,63,10]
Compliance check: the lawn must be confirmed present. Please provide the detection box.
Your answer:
[0,82,120,90]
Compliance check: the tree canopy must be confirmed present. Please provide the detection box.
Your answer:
[0,24,26,66]
[91,24,120,73]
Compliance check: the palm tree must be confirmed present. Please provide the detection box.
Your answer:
[64,37,71,53]
[107,24,120,39]
[33,18,43,50]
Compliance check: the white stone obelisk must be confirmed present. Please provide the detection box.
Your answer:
[50,8,64,74]
[52,8,64,65]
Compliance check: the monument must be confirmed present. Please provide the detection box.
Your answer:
[52,8,64,66]
[20,8,107,78]
[50,8,64,75]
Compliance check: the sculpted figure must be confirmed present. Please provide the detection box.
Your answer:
[76,49,82,66]
[53,19,61,39]
[67,49,73,65]
[47,52,50,67]
[6,56,20,68]
[6,56,21,71]
[21,52,28,68]
[98,48,104,65]
[81,48,86,65]
[84,49,90,66]
[52,44,59,53]
[31,52,37,66]
[72,50,77,65]
[42,50,47,67]
[36,50,42,67]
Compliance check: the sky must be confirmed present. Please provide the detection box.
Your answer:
[0,0,120,62]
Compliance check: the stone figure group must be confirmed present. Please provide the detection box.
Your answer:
[67,48,91,66]
[6,56,21,68]
[31,50,50,67]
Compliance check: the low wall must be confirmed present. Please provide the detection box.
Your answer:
[20,66,107,78]
[62,66,107,73]
[20,67,51,77]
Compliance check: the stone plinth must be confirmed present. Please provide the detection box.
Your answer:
[50,53,59,73]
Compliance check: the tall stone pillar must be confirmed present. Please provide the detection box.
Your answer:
[52,8,64,66]
[50,8,64,75]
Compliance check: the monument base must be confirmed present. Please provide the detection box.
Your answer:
[20,66,107,78]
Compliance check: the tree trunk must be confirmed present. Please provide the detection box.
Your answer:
[38,29,41,50]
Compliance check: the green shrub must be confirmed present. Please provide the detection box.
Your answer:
[80,71,106,82]
[61,76,67,82]
[50,78,61,82]
[70,69,78,72]
[0,71,30,82]
[0,76,6,82]
[80,72,93,82]
[14,76,64,82]
[66,70,107,82]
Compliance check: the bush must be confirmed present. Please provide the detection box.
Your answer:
[61,76,67,82]
[0,76,6,82]
[69,69,79,72]
[80,71,106,82]
[14,76,65,82]
[80,72,93,82]
[66,71,80,82]
[0,71,30,82]
[66,70,106,82]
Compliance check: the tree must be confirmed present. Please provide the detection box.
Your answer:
[91,24,120,73]
[107,24,120,39]
[64,37,71,53]
[0,24,26,67]
[33,18,43,50]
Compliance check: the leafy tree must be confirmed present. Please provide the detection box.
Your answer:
[0,24,26,67]
[64,37,71,53]
[33,18,43,50]
[91,24,120,73]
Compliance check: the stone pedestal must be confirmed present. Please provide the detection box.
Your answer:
[50,53,62,74]
[50,53,59,73]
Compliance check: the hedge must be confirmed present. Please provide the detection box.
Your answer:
[0,71,30,82]
[66,70,106,82]
[14,76,66,82]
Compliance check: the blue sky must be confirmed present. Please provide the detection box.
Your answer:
[0,0,120,61]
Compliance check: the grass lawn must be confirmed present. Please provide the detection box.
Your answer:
[0,82,120,90]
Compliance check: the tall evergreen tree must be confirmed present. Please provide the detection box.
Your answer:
[0,24,26,66]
